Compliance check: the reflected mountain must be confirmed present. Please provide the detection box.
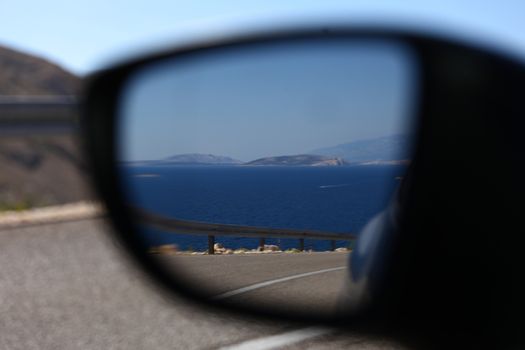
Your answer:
[163,153,242,165]
[125,153,241,166]
[125,135,412,166]
[310,134,411,163]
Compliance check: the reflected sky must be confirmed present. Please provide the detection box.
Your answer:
[119,39,416,161]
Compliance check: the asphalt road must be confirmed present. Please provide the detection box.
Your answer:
[0,218,408,349]
[162,253,348,316]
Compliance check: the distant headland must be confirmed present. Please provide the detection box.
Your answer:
[245,154,347,166]
[125,134,412,166]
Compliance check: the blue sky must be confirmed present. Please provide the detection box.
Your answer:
[120,39,416,161]
[1,1,525,75]
[3,1,525,161]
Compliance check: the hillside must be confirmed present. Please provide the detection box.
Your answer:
[0,45,90,210]
[0,45,80,95]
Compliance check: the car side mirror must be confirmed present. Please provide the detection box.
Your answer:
[82,24,525,345]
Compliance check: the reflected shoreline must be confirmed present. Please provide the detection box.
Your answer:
[148,243,351,255]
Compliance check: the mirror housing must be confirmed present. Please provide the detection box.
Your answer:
[82,25,525,347]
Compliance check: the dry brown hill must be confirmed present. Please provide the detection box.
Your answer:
[0,45,80,95]
[0,45,91,210]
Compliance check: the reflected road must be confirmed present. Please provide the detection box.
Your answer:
[161,252,348,316]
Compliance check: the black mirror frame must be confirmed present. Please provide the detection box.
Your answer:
[81,24,525,346]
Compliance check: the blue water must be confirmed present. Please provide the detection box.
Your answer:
[120,165,405,251]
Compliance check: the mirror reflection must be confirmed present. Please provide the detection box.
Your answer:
[118,38,417,316]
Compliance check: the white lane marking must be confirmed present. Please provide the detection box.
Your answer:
[219,327,332,350]
[211,266,346,300]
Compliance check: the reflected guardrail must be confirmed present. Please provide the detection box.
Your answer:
[135,208,356,254]
[0,96,78,134]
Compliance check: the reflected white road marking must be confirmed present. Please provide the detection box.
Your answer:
[211,266,346,300]
[219,327,332,350]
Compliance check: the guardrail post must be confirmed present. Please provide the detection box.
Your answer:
[208,235,215,254]
[299,238,304,252]
[258,237,265,250]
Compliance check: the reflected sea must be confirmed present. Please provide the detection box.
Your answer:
[121,165,405,251]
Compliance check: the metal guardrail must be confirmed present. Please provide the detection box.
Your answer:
[136,208,356,254]
[0,96,78,134]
